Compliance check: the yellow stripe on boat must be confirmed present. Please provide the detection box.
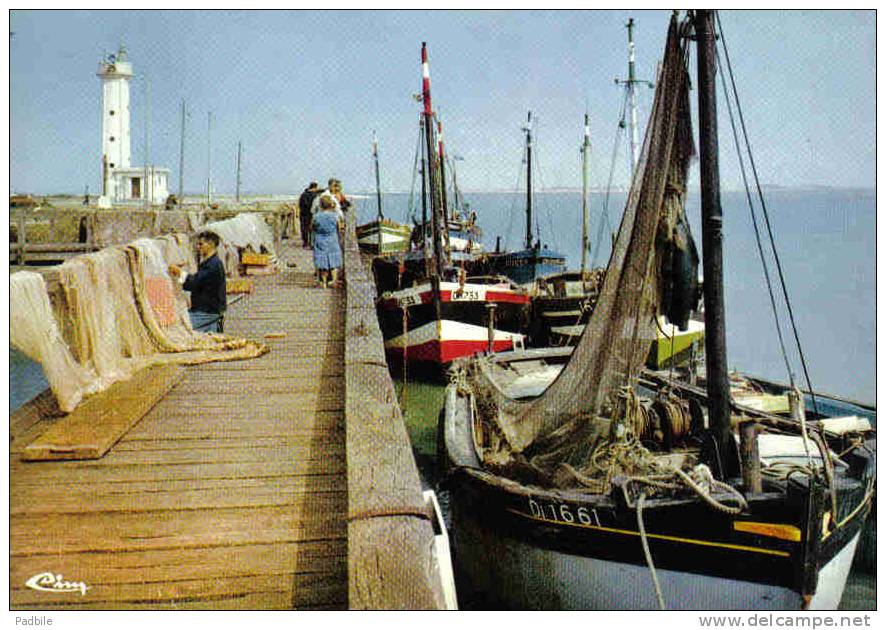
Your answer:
[733,521,803,542]
[509,509,791,557]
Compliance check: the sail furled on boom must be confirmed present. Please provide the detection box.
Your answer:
[466,15,697,459]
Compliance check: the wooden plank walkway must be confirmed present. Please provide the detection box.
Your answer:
[9,241,348,609]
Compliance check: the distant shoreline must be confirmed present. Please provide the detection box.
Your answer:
[16,185,875,199]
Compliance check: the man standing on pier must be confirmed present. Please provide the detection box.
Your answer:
[298,181,320,248]
[168,231,227,333]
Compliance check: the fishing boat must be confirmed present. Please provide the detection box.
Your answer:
[483,112,567,286]
[440,12,875,610]
[356,132,412,255]
[371,115,486,294]
[376,43,530,367]
[530,33,704,369]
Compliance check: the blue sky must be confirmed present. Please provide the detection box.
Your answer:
[9,9,876,196]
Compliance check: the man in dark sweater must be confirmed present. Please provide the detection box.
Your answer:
[168,231,227,333]
[298,182,320,248]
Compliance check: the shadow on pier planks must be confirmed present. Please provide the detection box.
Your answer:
[9,242,348,610]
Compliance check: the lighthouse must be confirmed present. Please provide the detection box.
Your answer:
[97,44,169,207]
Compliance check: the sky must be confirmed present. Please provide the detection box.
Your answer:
[8,9,877,196]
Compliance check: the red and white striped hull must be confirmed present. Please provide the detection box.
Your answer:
[378,280,530,311]
[385,319,524,364]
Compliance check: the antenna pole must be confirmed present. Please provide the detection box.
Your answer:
[143,77,149,209]
[236,140,242,203]
[178,100,185,201]
[206,111,213,207]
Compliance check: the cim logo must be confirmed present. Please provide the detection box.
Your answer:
[25,572,89,596]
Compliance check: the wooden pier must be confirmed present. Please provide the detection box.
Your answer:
[9,218,447,609]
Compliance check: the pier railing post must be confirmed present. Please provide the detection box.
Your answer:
[341,213,448,610]
[17,209,27,265]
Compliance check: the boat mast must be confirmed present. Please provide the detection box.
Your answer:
[451,154,464,216]
[695,9,733,477]
[373,130,384,253]
[581,113,591,276]
[524,111,533,250]
[437,116,449,220]
[421,42,446,279]
[436,115,452,256]
[419,118,429,267]
[373,131,383,220]
[616,18,653,175]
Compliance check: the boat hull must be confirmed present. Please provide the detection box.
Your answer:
[441,381,872,610]
[483,248,567,286]
[450,499,860,610]
[377,280,531,365]
[385,319,523,365]
[355,220,412,254]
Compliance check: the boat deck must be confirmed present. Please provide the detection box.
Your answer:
[9,242,349,609]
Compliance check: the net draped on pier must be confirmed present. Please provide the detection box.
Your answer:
[10,233,268,412]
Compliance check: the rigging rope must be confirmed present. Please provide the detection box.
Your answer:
[503,142,525,250]
[715,36,794,391]
[637,493,667,610]
[407,121,423,223]
[528,120,559,248]
[591,87,629,269]
[715,12,819,416]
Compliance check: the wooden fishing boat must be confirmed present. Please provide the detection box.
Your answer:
[376,43,525,366]
[356,133,412,255]
[356,217,412,255]
[378,276,529,365]
[440,13,875,610]
[482,112,567,286]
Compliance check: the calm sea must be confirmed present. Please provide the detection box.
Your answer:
[9,188,875,411]
[356,187,877,406]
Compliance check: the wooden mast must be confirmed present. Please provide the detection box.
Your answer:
[524,111,533,251]
[373,131,383,253]
[695,9,733,478]
[419,118,430,272]
[421,42,445,279]
[581,113,591,277]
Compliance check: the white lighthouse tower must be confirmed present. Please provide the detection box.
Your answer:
[97,44,169,207]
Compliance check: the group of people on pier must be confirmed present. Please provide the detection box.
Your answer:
[166,177,350,337]
[297,178,350,289]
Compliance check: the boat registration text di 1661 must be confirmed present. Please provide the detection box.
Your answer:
[525,497,602,527]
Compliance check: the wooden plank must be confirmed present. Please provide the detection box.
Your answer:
[11,481,347,515]
[10,540,345,586]
[22,365,185,461]
[22,441,341,468]
[11,505,346,555]
[9,458,347,485]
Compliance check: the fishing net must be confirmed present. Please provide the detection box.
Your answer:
[10,233,269,413]
[203,212,277,261]
[462,15,698,488]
